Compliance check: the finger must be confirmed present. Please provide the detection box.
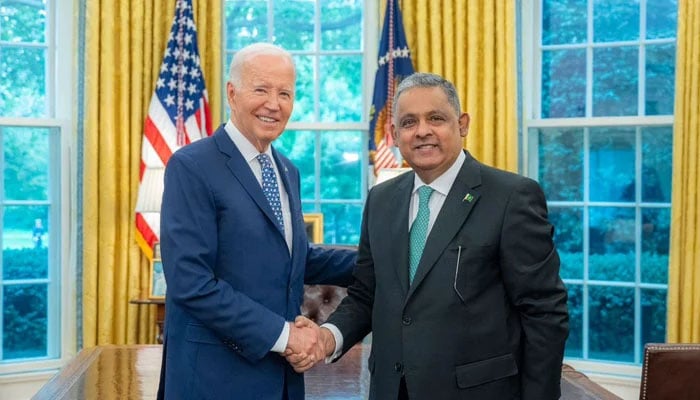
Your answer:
[294,315,312,327]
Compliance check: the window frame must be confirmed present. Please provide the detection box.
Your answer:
[0,0,76,379]
[519,0,675,382]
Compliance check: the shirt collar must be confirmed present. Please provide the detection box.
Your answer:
[412,151,466,196]
[224,119,274,163]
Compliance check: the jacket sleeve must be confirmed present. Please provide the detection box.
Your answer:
[499,177,569,400]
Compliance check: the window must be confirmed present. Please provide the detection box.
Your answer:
[521,0,676,364]
[223,0,373,244]
[0,0,74,376]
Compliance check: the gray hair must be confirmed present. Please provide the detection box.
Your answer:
[227,43,296,87]
[392,72,462,119]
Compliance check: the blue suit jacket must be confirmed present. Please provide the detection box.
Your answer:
[157,125,355,400]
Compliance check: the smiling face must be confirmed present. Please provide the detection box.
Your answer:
[227,53,296,152]
[391,86,470,183]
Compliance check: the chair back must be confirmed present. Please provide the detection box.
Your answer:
[639,343,700,400]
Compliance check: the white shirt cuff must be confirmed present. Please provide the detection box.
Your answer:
[271,321,290,353]
[320,322,344,363]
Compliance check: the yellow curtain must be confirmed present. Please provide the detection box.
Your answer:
[400,0,517,171]
[667,0,700,343]
[82,0,222,346]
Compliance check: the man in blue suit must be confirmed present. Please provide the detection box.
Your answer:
[157,42,356,400]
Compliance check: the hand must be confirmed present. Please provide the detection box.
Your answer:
[284,316,335,372]
[284,316,322,372]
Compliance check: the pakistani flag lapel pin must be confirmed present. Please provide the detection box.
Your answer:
[463,192,474,203]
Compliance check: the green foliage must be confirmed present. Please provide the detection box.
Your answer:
[3,246,48,279]
[560,251,669,284]
[2,247,49,360]
[0,2,47,117]
[561,251,668,362]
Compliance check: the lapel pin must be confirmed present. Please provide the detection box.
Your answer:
[463,193,474,203]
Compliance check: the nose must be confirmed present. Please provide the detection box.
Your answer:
[264,94,281,110]
[415,119,432,137]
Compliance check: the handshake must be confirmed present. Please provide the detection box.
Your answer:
[283,316,336,373]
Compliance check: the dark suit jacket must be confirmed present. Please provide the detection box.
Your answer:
[327,151,569,400]
[157,125,355,400]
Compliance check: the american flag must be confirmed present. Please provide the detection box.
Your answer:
[368,0,414,176]
[135,0,212,258]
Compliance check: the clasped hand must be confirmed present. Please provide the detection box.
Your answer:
[283,316,335,373]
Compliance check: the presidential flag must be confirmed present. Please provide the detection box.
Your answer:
[369,0,414,175]
[135,0,213,259]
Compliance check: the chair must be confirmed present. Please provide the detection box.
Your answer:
[639,343,700,400]
[301,284,348,324]
[300,244,354,324]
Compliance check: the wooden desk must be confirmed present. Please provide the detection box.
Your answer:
[33,345,619,400]
[129,298,165,344]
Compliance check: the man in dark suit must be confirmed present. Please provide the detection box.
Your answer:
[157,43,356,400]
[291,72,569,399]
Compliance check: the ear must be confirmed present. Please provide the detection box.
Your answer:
[458,113,470,138]
[390,122,398,143]
[226,81,236,103]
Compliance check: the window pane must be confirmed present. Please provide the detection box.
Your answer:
[320,203,362,245]
[3,126,51,201]
[564,284,583,358]
[542,0,587,45]
[291,55,315,122]
[273,130,315,199]
[321,0,362,50]
[641,208,670,284]
[224,1,269,49]
[641,127,672,203]
[593,0,639,43]
[3,284,48,360]
[647,0,678,39]
[537,128,583,201]
[641,288,667,354]
[589,285,634,362]
[551,207,583,280]
[645,44,675,115]
[320,131,362,200]
[273,1,314,51]
[0,46,47,117]
[0,2,46,43]
[589,128,635,202]
[541,49,586,118]
[593,47,638,116]
[319,55,362,122]
[3,205,50,278]
[589,207,635,281]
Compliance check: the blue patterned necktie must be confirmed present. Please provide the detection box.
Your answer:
[409,185,434,283]
[257,153,284,233]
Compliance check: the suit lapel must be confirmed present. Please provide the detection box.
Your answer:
[407,153,482,299]
[214,129,285,238]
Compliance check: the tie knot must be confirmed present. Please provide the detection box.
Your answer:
[417,185,434,205]
[257,153,272,167]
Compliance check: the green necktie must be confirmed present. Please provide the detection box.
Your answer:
[409,185,434,283]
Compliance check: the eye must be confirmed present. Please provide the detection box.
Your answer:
[400,118,416,128]
[254,87,267,94]
[279,91,292,100]
[429,115,446,122]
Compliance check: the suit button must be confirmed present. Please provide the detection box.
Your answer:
[402,316,412,325]
[394,362,403,372]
